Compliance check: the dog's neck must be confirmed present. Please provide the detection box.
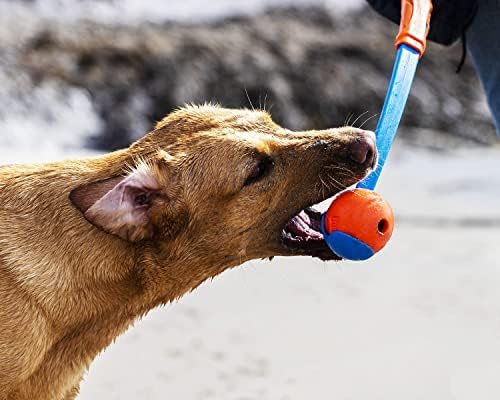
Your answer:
[0,155,241,389]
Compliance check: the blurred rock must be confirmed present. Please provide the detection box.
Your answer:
[11,5,498,150]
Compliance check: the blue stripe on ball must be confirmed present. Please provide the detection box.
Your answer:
[324,231,375,261]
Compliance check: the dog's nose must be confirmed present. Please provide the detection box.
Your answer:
[348,131,376,166]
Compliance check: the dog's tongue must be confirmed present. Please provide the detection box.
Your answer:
[286,210,323,240]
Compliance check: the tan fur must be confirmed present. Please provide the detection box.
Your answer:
[0,105,374,399]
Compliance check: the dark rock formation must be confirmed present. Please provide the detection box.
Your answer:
[16,5,497,150]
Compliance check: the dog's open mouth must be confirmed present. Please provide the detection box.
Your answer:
[281,206,341,261]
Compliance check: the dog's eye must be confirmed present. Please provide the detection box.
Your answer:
[244,156,274,186]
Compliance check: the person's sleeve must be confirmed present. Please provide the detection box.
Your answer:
[467,0,500,135]
[366,0,479,46]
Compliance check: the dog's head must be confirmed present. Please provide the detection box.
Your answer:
[71,105,377,270]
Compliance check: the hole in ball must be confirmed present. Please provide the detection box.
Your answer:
[378,219,389,234]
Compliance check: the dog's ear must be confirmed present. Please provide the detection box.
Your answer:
[70,161,165,242]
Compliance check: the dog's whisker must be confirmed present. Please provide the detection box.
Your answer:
[324,165,357,179]
[244,87,255,112]
[358,113,379,130]
[350,110,370,128]
[324,165,355,173]
[344,112,354,127]
[319,175,329,199]
[326,173,348,191]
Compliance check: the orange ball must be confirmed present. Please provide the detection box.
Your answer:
[323,189,394,258]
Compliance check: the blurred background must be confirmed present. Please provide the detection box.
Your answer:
[1,0,500,399]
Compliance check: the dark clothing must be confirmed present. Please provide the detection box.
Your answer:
[367,0,479,46]
[368,0,500,135]
[466,0,500,133]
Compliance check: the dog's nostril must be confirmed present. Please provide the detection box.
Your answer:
[348,135,376,165]
[366,148,374,164]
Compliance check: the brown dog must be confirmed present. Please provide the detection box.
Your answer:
[0,105,376,399]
